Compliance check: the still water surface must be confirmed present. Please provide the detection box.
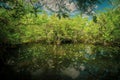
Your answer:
[2,43,120,80]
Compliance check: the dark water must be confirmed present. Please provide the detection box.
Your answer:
[0,43,120,80]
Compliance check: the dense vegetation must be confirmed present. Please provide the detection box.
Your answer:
[0,0,120,80]
[0,6,120,46]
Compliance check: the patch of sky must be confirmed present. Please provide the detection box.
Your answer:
[0,1,11,9]
[0,0,113,20]
[87,0,113,20]
[95,0,113,13]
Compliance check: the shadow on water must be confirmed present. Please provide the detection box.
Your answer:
[0,43,120,80]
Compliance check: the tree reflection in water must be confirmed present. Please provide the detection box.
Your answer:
[0,43,120,80]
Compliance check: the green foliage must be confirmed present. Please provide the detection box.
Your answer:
[0,4,120,46]
[1,1,119,79]
[0,0,42,44]
[97,8,120,45]
[0,8,21,44]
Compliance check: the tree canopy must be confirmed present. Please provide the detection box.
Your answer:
[0,0,106,17]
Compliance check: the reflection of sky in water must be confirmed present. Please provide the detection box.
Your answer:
[8,43,119,80]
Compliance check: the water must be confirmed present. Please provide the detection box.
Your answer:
[0,43,120,80]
